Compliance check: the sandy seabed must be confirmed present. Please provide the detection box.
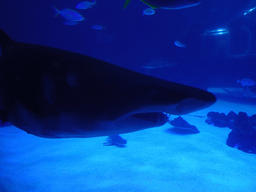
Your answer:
[0,98,256,192]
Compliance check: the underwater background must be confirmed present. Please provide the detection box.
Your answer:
[1,0,256,191]
[1,0,256,88]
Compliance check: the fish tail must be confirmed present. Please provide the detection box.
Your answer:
[0,28,14,55]
[140,0,158,9]
[51,5,60,17]
[122,0,131,9]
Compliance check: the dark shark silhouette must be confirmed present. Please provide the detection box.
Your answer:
[0,29,216,138]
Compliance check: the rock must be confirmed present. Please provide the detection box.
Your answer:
[205,112,228,127]
[249,114,256,128]
[226,111,237,129]
[226,112,256,154]
[205,110,256,154]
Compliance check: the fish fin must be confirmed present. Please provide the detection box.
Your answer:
[122,0,131,9]
[140,0,158,9]
[0,28,14,55]
[51,5,60,17]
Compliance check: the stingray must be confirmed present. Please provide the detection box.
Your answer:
[0,29,216,138]
[168,116,200,134]
[103,135,127,147]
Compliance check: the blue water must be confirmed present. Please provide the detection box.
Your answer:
[1,0,256,191]
[1,0,255,88]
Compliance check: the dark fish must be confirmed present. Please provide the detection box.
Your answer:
[103,135,127,147]
[123,0,202,9]
[0,29,215,138]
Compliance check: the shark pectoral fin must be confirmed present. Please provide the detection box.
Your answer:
[122,0,131,9]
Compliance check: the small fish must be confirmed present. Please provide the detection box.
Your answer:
[51,6,85,22]
[174,41,186,48]
[76,0,97,9]
[91,24,106,30]
[237,78,256,86]
[103,135,127,147]
[143,8,155,15]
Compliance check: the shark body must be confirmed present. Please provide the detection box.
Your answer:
[0,29,216,138]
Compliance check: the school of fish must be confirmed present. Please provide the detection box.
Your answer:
[51,0,202,25]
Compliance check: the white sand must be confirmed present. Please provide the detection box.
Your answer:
[0,99,256,192]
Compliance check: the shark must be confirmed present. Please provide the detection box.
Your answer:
[0,29,216,138]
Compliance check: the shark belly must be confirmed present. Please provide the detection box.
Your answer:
[8,101,171,138]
